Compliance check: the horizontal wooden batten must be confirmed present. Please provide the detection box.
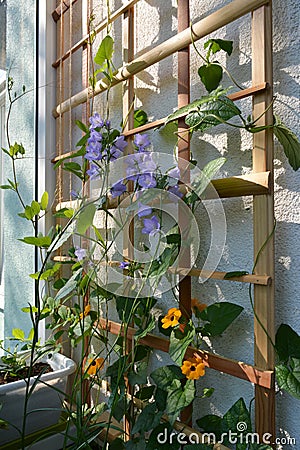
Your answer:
[54,171,271,214]
[211,171,271,197]
[51,83,268,163]
[51,255,270,286]
[98,318,274,389]
[52,0,78,22]
[53,0,269,117]
[52,0,141,68]
[187,268,271,285]
[123,82,268,137]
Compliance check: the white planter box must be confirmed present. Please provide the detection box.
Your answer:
[0,352,76,445]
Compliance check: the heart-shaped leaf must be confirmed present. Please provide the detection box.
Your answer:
[198,64,223,92]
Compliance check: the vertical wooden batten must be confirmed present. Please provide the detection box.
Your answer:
[252,1,276,441]
[122,3,135,440]
[177,0,192,427]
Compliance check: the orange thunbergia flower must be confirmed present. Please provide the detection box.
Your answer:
[87,357,104,376]
[161,307,182,329]
[181,353,205,380]
[80,304,91,320]
[191,298,207,313]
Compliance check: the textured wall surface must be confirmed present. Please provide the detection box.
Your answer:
[117,0,300,445]
[2,0,36,340]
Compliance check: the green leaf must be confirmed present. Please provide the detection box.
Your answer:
[204,38,233,56]
[134,316,156,340]
[128,361,148,385]
[21,306,38,313]
[136,385,155,401]
[196,414,223,440]
[198,64,223,92]
[76,203,96,234]
[63,162,83,180]
[9,142,25,157]
[31,200,41,216]
[221,398,252,450]
[0,184,14,190]
[224,271,249,279]
[134,109,148,128]
[131,403,163,434]
[192,157,226,198]
[125,439,146,450]
[199,302,243,336]
[165,87,235,125]
[40,191,49,210]
[274,117,300,170]
[276,359,300,399]
[55,268,82,300]
[185,94,241,133]
[169,324,195,365]
[151,365,184,391]
[94,35,114,68]
[109,438,125,450]
[12,328,25,340]
[166,379,195,425]
[75,119,89,133]
[275,324,300,362]
[19,235,52,248]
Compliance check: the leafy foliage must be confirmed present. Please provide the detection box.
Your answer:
[275,324,300,398]
[274,116,300,170]
[166,87,241,133]
[198,302,243,337]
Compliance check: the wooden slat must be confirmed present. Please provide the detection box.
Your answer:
[53,0,269,117]
[252,3,275,441]
[51,83,268,163]
[211,171,270,197]
[52,0,141,68]
[52,0,78,22]
[98,318,274,389]
[54,171,271,214]
[186,268,271,285]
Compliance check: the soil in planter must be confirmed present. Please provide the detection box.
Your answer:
[0,362,53,385]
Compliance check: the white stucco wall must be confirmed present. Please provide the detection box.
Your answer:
[2,0,298,446]
[99,0,299,445]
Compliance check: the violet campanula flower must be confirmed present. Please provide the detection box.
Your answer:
[119,261,130,269]
[110,147,123,161]
[86,163,100,180]
[168,184,184,199]
[168,166,181,186]
[138,173,157,189]
[134,133,151,151]
[89,112,104,129]
[70,190,79,199]
[85,140,102,161]
[113,135,127,151]
[142,215,160,235]
[75,247,87,261]
[137,202,153,218]
[90,129,103,141]
[111,180,127,198]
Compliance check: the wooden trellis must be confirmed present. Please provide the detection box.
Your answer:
[52,0,275,443]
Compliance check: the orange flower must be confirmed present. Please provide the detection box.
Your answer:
[80,304,91,320]
[86,357,104,376]
[191,298,207,313]
[181,353,205,380]
[161,307,182,329]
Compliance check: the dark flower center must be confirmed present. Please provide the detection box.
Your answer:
[170,315,174,321]
[91,361,96,366]
[190,365,196,371]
